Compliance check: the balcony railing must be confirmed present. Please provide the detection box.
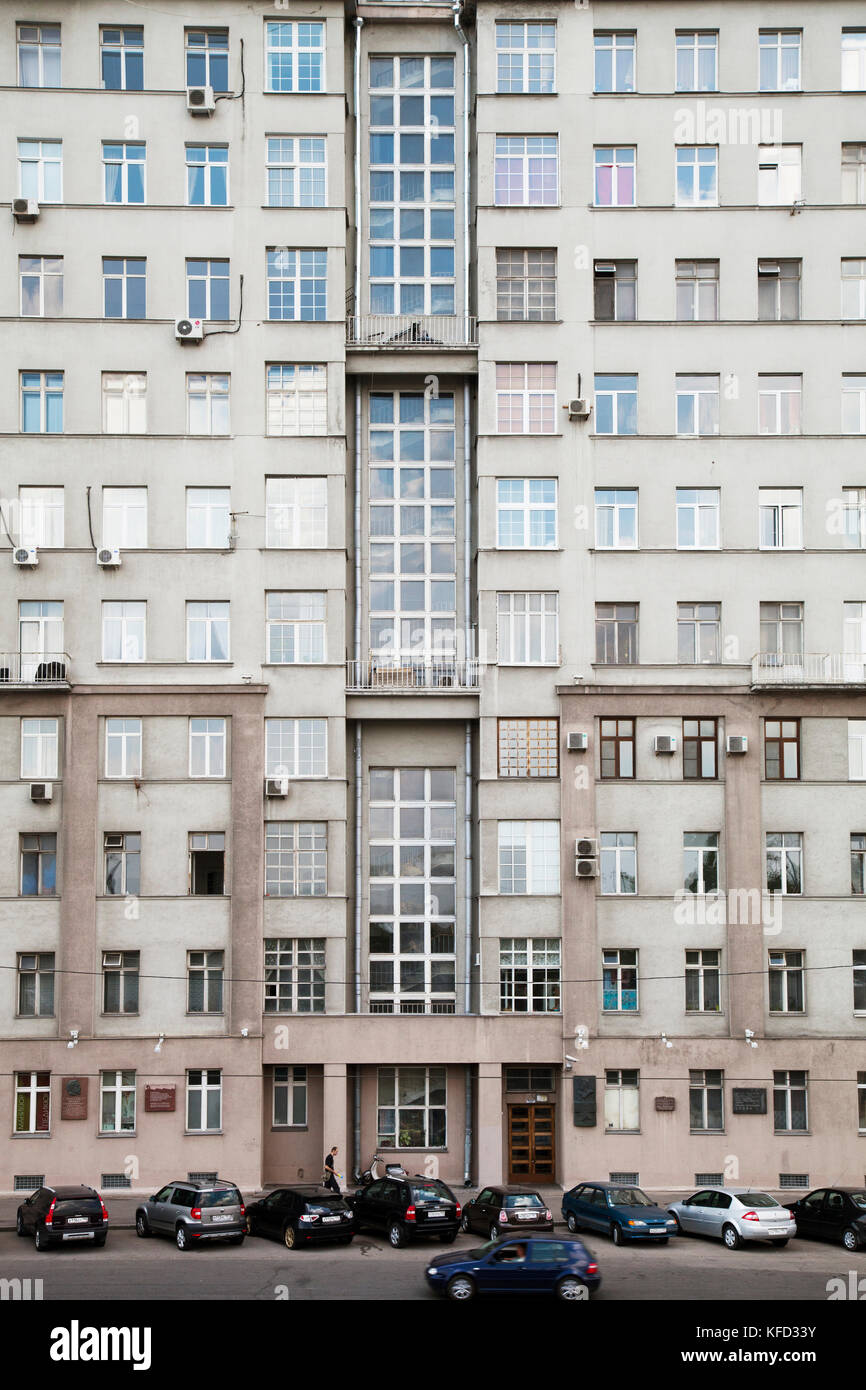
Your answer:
[347,659,481,692]
[0,653,70,686]
[751,653,866,687]
[347,314,478,349]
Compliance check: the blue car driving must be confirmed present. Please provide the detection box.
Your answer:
[562,1181,678,1244]
[425,1233,601,1301]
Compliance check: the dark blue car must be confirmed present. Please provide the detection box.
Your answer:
[562,1181,678,1244]
[425,1234,600,1301]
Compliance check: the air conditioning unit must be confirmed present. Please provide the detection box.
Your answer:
[187,85,216,115]
[575,837,598,859]
[29,782,53,802]
[265,776,289,798]
[726,735,748,755]
[567,732,588,752]
[97,548,121,567]
[653,734,677,754]
[13,197,40,222]
[576,858,599,878]
[567,399,592,421]
[175,317,204,343]
[13,547,38,567]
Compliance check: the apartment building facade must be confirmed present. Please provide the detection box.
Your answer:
[1,0,865,1200]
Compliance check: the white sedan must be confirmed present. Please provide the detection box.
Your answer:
[667,1187,797,1249]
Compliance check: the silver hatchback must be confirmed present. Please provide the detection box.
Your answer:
[136,1178,246,1250]
[667,1187,797,1249]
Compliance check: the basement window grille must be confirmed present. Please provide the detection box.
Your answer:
[609,1171,639,1185]
[779,1172,809,1189]
[14,1174,44,1191]
[101,1173,131,1189]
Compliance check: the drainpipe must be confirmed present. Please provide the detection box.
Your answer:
[453,3,470,323]
[463,1064,473,1186]
[353,17,364,316]
[351,20,363,1176]
[353,722,363,1173]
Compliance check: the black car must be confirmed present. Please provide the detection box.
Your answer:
[788,1187,866,1250]
[426,1234,601,1302]
[17,1185,108,1251]
[349,1175,461,1247]
[462,1186,554,1241]
[246,1186,354,1249]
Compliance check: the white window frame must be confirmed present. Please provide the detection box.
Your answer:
[15,1071,50,1133]
[498,821,560,895]
[189,717,227,778]
[102,373,147,434]
[773,1070,808,1131]
[842,143,866,203]
[675,146,718,207]
[600,832,637,895]
[101,601,146,663]
[603,950,639,1010]
[685,949,721,1013]
[758,375,802,435]
[676,488,720,549]
[595,489,638,549]
[496,591,559,665]
[187,950,225,1014]
[495,364,556,434]
[494,136,559,207]
[264,824,327,898]
[266,364,327,436]
[266,477,327,548]
[499,938,561,1013]
[675,259,719,320]
[594,31,636,94]
[266,592,326,664]
[594,146,636,207]
[675,31,718,92]
[17,22,61,87]
[768,951,805,1013]
[265,945,326,1014]
[265,718,328,778]
[684,831,719,895]
[265,136,326,207]
[758,488,803,550]
[100,25,144,91]
[18,486,64,549]
[842,379,866,434]
[495,21,556,94]
[187,373,230,436]
[377,1066,446,1148]
[185,144,229,207]
[100,1070,136,1133]
[21,718,59,780]
[675,374,720,435]
[766,832,803,895]
[186,601,230,662]
[186,1069,222,1132]
[102,142,145,205]
[186,488,231,548]
[842,30,866,90]
[264,20,325,94]
[849,720,866,780]
[496,479,558,549]
[17,139,62,203]
[105,718,142,779]
[604,1068,640,1128]
[842,258,866,319]
[19,255,63,317]
[102,487,147,549]
[759,30,801,92]
[273,1064,310,1121]
[266,249,327,322]
[758,145,802,204]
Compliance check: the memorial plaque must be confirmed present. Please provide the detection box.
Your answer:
[61,1076,88,1120]
[732,1087,767,1115]
[572,1075,597,1127]
[655,1095,676,1112]
[144,1085,176,1113]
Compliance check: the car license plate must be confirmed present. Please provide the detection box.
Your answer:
[768,1227,788,1234]
[516,1211,536,1220]
[67,1216,89,1224]
[323,1216,341,1223]
[427,1210,445,1219]
[212,1214,232,1222]
[650,1227,666,1234]
[63,1232,94,1240]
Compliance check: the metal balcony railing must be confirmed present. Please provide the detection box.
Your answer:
[346,659,481,692]
[347,314,478,349]
[0,652,70,686]
[751,652,866,686]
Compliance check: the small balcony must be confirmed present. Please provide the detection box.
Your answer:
[346,314,478,350]
[751,652,866,687]
[0,653,70,687]
[346,659,481,692]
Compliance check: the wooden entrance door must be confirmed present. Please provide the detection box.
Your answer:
[508,1103,555,1183]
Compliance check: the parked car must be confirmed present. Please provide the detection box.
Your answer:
[462,1186,554,1241]
[135,1177,245,1250]
[667,1187,796,1249]
[246,1185,354,1249]
[16,1185,108,1251]
[562,1181,678,1244]
[425,1234,600,1302]
[349,1174,461,1247]
[787,1187,866,1251]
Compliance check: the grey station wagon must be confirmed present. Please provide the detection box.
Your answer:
[135,1178,246,1250]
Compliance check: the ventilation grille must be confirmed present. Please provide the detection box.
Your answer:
[101,1173,131,1189]
[14,1174,44,1191]
[696,1173,724,1187]
[188,1171,218,1183]
[609,1171,639,1185]
[779,1172,809,1189]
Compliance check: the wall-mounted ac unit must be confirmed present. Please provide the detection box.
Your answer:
[567,399,592,421]
[175,317,204,342]
[653,734,677,754]
[566,732,588,752]
[186,85,216,115]
[575,837,598,859]
[13,547,38,567]
[97,548,121,567]
[265,777,289,798]
[30,782,53,802]
[12,197,39,222]
[726,735,748,754]
[576,858,599,878]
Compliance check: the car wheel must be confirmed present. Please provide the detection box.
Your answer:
[843,1228,860,1252]
[488,1223,500,1242]
[611,1223,623,1246]
[135,1213,150,1239]
[245,1216,253,1235]
[94,1236,107,1248]
[658,1238,669,1245]
[34,1226,49,1252]
[16,1214,25,1238]
[341,1234,354,1245]
[771,1239,788,1248]
[388,1221,406,1249]
[230,1234,245,1246]
[176,1225,190,1251]
[671,1214,684,1235]
[440,1230,457,1244]
[446,1274,475,1302]
[283,1224,297,1250]
[461,1213,472,1233]
[722,1224,741,1250]
[566,1212,579,1233]
[556,1276,586,1302]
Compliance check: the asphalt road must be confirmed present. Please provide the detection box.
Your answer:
[0,1225,860,1301]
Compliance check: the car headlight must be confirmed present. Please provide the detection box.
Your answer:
[667,1219,677,1226]
[627,1220,646,1227]
[426,1267,439,1276]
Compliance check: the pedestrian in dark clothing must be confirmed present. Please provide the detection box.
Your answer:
[323,1146,341,1193]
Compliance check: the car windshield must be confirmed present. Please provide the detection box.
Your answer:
[304,1199,345,1214]
[849,1192,866,1210]
[609,1188,653,1207]
[56,1198,99,1211]
[412,1183,451,1202]
[736,1193,778,1208]
[504,1194,544,1209]
[201,1190,240,1208]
